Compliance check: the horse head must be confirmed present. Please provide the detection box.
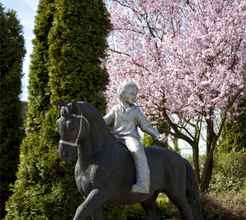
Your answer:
[57,102,89,161]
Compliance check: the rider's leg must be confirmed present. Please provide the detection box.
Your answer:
[125,137,150,193]
[131,149,150,193]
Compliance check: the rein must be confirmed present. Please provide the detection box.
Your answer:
[59,114,87,148]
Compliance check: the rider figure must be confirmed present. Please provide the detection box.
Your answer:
[104,80,167,194]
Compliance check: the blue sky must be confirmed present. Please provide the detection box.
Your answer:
[1,0,39,101]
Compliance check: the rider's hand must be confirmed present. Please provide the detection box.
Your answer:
[157,134,168,144]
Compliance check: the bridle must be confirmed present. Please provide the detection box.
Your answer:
[59,113,87,148]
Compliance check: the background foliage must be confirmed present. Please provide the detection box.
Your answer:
[0,3,25,218]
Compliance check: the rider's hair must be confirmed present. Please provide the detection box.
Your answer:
[118,80,139,102]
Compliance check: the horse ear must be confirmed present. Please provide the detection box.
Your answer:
[68,101,80,114]
[57,100,68,109]
[60,106,69,118]
[71,101,77,110]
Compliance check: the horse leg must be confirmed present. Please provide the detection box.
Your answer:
[92,207,104,220]
[73,189,107,220]
[168,194,193,220]
[140,194,160,220]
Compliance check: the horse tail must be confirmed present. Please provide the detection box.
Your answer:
[185,161,204,220]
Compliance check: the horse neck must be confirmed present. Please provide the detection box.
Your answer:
[77,138,94,170]
[75,106,115,170]
[76,132,114,171]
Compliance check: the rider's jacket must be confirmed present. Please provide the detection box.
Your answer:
[103,103,160,141]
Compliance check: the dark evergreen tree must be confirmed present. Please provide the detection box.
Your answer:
[5,0,111,219]
[4,0,56,219]
[0,3,25,218]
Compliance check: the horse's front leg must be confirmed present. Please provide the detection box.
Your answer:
[73,188,107,220]
[92,208,104,220]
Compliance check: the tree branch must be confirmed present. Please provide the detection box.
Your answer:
[108,48,152,73]
[162,109,195,147]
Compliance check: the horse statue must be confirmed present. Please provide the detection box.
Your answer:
[57,101,204,220]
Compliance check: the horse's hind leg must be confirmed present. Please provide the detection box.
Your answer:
[141,193,160,220]
[141,201,161,220]
[167,193,193,220]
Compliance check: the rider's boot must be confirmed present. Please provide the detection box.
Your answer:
[131,149,150,194]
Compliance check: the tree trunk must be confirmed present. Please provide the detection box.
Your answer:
[200,114,217,192]
[192,145,200,184]
[200,149,214,192]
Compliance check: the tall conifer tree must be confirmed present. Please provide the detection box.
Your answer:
[5,0,56,219]
[5,0,110,219]
[0,3,25,218]
[25,0,55,132]
[48,0,110,110]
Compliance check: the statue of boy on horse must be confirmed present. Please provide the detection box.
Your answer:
[104,80,167,193]
[57,81,203,220]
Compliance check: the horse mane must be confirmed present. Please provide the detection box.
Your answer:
[69,101,113,155]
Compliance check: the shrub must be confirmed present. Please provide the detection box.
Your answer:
[210,152,246,192]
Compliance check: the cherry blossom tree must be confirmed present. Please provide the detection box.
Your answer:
[105,0,246,191]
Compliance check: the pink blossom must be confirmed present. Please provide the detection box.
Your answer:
[105,0,246,126]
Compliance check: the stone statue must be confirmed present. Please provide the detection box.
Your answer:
[57,101,204,220]
[104,80,167,193]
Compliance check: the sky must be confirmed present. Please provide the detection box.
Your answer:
[1,0,39,101]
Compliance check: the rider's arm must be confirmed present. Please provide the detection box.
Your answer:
[103,106,115,127]
[136,107,161,140]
